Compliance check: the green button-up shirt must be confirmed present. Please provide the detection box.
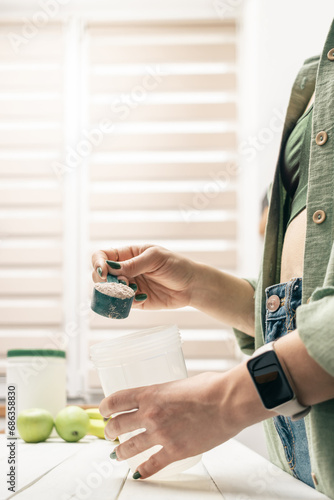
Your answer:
[234,19,334,499]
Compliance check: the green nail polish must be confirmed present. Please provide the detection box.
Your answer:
[110,451,117,460]
[132,471,142,480]
[119,280,127,285]
[135,293,148,302]
[97,267,103,277]
[106,260,121,269]
[129,283,138,291]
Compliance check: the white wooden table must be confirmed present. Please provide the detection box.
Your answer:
[0,435,330,500]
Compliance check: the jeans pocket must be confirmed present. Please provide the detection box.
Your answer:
[265,316,287,343]
[273,416,297,477]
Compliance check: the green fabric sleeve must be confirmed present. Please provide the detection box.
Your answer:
[296,287,334,377]
[232,278,257,356]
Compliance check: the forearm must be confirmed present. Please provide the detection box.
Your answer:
[225,329,334,432]
[189,262,255,336]
[274,330,334,406]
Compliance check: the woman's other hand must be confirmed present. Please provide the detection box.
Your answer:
[100,366,271,479]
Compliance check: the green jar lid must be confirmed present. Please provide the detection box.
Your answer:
[7,349,66,358]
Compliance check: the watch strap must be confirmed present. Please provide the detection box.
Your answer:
[252,341,311,421]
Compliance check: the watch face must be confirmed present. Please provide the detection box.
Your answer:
[247,351,294,409]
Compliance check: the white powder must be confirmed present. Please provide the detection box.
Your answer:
[94,282,135,299]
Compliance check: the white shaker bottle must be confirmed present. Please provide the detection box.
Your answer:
[90,324,201,479]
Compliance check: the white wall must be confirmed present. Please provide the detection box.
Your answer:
[254,1,332,196]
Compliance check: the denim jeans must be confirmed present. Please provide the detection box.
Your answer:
[264,277,313,488]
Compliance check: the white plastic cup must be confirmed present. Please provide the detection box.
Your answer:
[90,324,201,479]
[6,349,66,437]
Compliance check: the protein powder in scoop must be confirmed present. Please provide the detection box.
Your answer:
[94,282,135,299]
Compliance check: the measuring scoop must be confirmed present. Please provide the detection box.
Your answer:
[91,274,135,320]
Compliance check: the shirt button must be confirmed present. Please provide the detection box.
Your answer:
[311,472,318,486]
[315,131,328,145]
[312,210,326,224]
[327,48,334,60]
[266,295,280,312]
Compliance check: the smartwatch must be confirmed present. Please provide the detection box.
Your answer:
[247,341,311,421]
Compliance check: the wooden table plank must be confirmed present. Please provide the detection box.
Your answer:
[118,460,223,500]
[202,440,329,500]
[1,436,331,500]
[0,436,88,499]
[7,438,129,500]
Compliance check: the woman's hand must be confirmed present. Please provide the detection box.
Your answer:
[91,243,256,333]
[100,373,236,479]
[99,366,272,479]
[91,244,197,310]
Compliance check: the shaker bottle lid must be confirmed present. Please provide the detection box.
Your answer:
[7,349,66,358]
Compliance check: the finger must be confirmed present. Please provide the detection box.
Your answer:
[104,411,141,441]
[110,431,151,462]
[134,448,172,480]
[92,268,106,283]
[99,389,140,418]
[117,275,129,286]
[134,293,148,303]
[106,247,160,279]
[92,249,119,279]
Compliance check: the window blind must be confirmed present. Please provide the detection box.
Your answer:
[0,24,65,396]
[0,17,242,399]
[85,21,241,392]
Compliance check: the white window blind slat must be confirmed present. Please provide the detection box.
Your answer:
[0,65,62,91]
[90,73,236,94]
[93,131,236,152]
[90,306,230,330]
[90,43,236,65]
[90,161,237,180]
[0,25,63,60]
[0,239,62,266]
[90,102,236,123]
[0,127,62,148]
[1,96,62,120]
[0,154,59,177]
[90,190,236,211]
[0,270,62,296]
[0,300,62,326]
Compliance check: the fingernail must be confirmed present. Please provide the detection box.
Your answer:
[119,280,127,285]
[132,471,142,480]
[106,260,121,269]
[110,451,117,460]
[97,267,103,277]
[134,293,148,302]
[129,283,138,291]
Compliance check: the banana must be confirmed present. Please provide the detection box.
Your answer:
[84,408,113,440]
[84,408,104,420]
[88,419,107,439]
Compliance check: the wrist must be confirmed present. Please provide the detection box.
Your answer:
[188,261,214,310]
[189,263,255,335]
[219,361,274,431]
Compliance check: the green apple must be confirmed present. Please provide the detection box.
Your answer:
[17,408,54,443]
[55,406,89,442]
